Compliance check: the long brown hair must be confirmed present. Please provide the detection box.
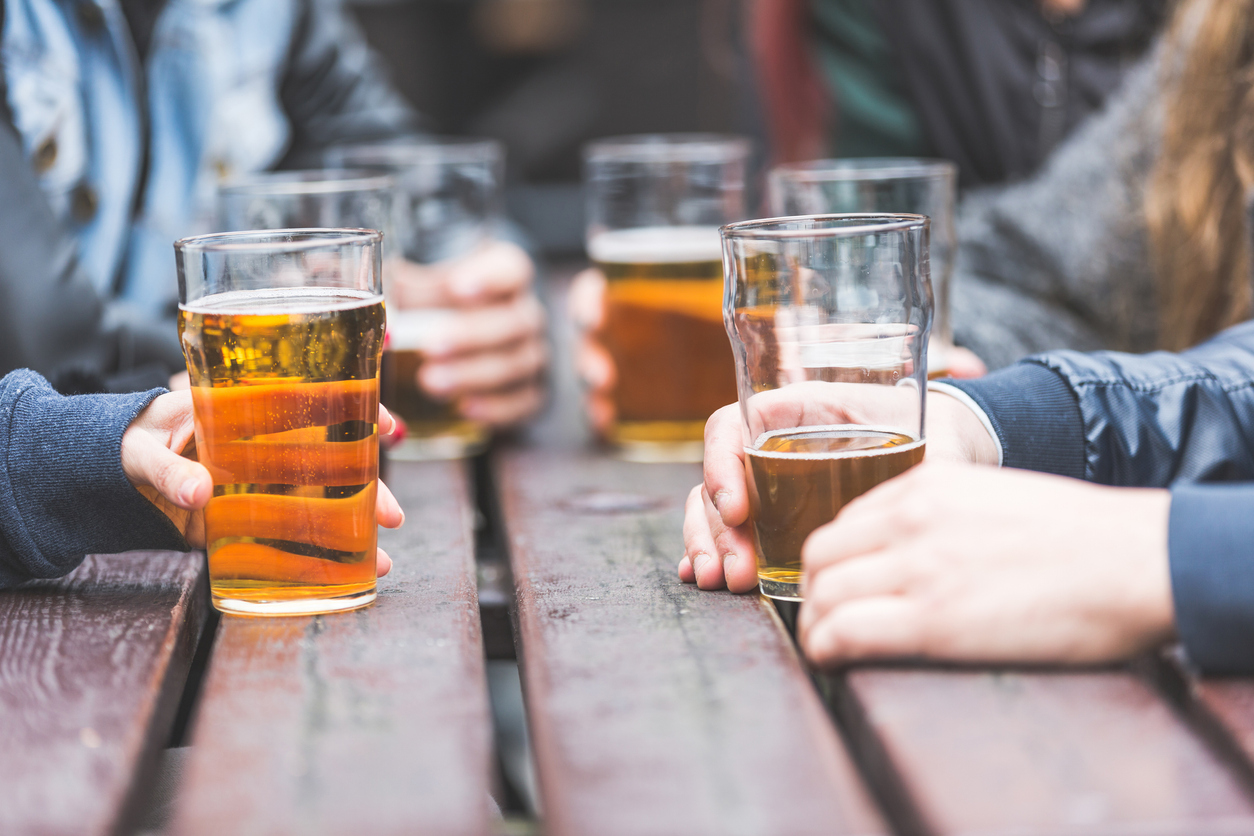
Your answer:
[1147,0,1254,350]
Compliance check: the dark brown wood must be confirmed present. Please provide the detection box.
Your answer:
[170,460,492,836]
[828,667,1254,836]
[0,550,208,836]
[495,447,888,836]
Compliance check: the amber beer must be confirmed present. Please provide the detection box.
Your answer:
[383,310,488,459]
[592,226,738,459]
[746,426,925,599]
[178,287,385,615]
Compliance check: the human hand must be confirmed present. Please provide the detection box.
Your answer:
[568,267,615,436]
[388,240,547,428]
[798,462,1174,666]
[677,386,999,592]
[120,391,404,577]
[939,345,987,379]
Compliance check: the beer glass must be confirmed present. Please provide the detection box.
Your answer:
[327,139,504,460]
[585,133,751,462]
[767,159,957,375]
[176,229,385,616]
[721,214,932,601]
[218,170,395,240]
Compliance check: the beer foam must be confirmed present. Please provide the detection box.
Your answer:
[588,226,723,264]
[182,286,381,315]
[386,308,455,351]
[747,424,923,459]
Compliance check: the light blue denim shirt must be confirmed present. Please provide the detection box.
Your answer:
[2,0,415,325]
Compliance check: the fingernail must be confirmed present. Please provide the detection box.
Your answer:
[398,507,406,527]
[692,552,713,576]
[452,278,483,299]
[423,366,453,394]
[721,552,738,572]
[712,490,731,514]
[177,478,199,507]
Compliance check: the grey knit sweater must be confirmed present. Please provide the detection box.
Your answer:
[951,48,1164,370]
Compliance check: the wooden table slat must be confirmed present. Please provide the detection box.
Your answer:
[170,460,493,836]
[497,448,888,836]
[831,668,1254,836]
[0,550,208,836]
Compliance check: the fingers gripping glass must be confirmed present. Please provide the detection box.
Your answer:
[721,214,932,601]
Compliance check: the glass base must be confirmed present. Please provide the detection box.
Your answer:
[609,419,707,463]
[613,439,705,463]
[212,588,377,616]
[759,576,802,602]
[389,433,488,461]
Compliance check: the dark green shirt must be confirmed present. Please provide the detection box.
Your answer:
[808,0,930,159]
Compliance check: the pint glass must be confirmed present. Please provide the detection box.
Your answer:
[585,134,750,461]
[327,140,504,459]
[176,229,385,616]
[721,215,932,601]
[218,170,395,239]
[767,159,957,374]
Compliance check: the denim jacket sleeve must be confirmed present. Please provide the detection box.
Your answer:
[948,322,1254,674]
[0,370,188,588]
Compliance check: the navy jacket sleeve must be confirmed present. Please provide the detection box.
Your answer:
[947,321,1254,674]
[949,320,1254,487]
[0,370,188,588]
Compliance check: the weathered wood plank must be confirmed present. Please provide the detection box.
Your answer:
[496,447,888,836]
[827,667,1254,836]
[0,550,208,836]
[170,459,492,836]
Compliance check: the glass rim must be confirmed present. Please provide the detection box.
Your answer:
[584,133,752,164]
[174,228,384,254]
[328,137,504,167]
[721,213,929,240]
[770,158,957,182]
[218,169,395,196]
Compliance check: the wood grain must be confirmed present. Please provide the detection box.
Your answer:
[829,667,1254,836]
[0,550,208,836]
[170,460,492,836]
[496,447,888,836]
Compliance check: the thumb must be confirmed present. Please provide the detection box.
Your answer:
[123,430,214,510]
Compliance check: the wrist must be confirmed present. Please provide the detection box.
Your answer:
[927,386,1001,465]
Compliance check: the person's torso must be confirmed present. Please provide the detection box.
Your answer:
[2,0,298,315]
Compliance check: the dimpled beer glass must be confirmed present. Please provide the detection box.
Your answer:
[176,229,385,616]
[585,134,750,462]
[327,139,504,459]
[721,215,932,601]
[767,159,957,375]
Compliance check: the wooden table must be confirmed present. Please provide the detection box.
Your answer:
[6,268,1254,835]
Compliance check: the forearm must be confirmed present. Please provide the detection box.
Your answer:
[276,0,422,168]
[0,371,186,587]
[948,320,1254,486]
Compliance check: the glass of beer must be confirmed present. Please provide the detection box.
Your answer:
[584,133,751,462]
[721,214,932,601]
[218,169,396,239]
[326,139,504,460]
[175,229,385,616]
[767,159,957,376]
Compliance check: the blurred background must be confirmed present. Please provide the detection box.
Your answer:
[345,0,762,255]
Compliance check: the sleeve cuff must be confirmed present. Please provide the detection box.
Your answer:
[942,361,1087,478]
[1169,483,1254,675]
